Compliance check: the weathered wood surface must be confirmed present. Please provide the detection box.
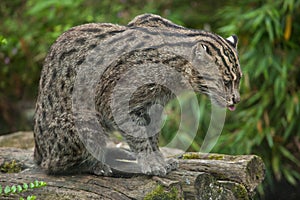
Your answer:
[0,132,265,200]
[180,152,265,193]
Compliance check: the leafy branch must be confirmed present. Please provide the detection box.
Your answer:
[0,180,47,200]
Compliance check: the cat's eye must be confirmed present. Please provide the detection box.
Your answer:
[225,49,234,61]
[224,79,231,86]
[224,49,229,56]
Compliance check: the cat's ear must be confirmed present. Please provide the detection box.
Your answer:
[226,35,238,49]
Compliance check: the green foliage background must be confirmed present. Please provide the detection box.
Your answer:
[1,0,300,199]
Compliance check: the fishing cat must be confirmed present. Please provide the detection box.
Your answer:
[34,14,242,176]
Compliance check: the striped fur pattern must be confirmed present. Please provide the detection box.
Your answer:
[34,14,242,176]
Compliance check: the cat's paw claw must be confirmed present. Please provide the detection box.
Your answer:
[91,163,113,176]
[137,152,178,176]
[166,158,179,172]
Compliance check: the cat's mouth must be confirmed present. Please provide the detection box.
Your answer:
[209,94,237,111]
[227,104,236,111]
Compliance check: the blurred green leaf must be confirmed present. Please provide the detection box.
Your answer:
[252,29,264,45]
[27,0,82,15]
[4,186,11,194]
[282,167,297,185]
[10,185,17,193]
[0,35,7,46]
[279,146,300,166]
[266,130,274,148]
[272,152,281,180]
[29,182,35,189]
[17,185,23,193]
[251,11,265,30]
[265,17,274,42]
[23,183,28,190]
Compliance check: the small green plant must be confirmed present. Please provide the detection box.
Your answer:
[0,180,47,200]
[0,160,23,173]
[144,185,181,200]
[0,35,7,46]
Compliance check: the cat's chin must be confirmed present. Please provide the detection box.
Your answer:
[210,98,227,109]
[211,99,236,111]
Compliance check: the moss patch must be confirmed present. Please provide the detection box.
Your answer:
[144,185,182,200]
[182,152,201,159]
[207,154,224,160]
[182,152,225,160]
[232,184,249,199]
[0,160,23,173]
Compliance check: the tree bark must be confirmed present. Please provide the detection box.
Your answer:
[179,152,265,193]
[0,147,264,200]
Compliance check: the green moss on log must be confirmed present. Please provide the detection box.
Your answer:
[144,185,182,200]
[0,160,23,173]
[182,152,225,160]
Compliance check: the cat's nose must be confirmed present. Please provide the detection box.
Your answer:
[233,95,240,104]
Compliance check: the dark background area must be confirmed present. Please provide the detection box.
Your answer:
[1,0,300,199]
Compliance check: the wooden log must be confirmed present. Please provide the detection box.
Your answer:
[0,148,183,200]
[179,152,265,193]
[0,147,264,200]
[0,132,265,199]
[156,170,250,200]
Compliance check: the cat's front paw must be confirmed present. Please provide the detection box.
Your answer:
[137,152,178,176]
[90,161,113,176]
[165,158,179,172]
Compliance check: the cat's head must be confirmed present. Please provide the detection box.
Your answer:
[193,34,242,111]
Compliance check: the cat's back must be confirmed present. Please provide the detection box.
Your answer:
[40,13,198,89]
[36,14,188,117]
[35,14,205,127]
[41,22,127,82]
[36,22,127,117]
